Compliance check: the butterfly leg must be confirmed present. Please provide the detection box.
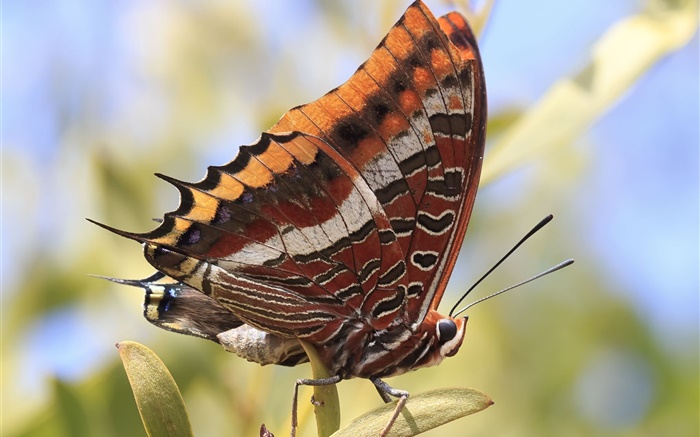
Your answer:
[291,375,342,437]
[370,377,409,437]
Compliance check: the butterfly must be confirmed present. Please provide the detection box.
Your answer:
[92,0,486,434]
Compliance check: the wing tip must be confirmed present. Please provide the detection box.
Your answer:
[87,218,148,244]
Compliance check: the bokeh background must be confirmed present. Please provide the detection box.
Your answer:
[3,0,698,436]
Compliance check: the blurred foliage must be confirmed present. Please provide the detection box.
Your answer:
[3,0,698,437]
[117,341,193,437]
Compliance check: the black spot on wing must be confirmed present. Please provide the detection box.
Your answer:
[408,55,424,68]
[412,252,438,269]
[314,264,347,286]
[336,284,364,301]
[440,74,459,90]
[426,170,464,198]
[179,226,202,246]
[392,76,408,94]
[375,178,411,205]
[398,146,441,176]
[371,288,406,319]
[423,34,440,51]
[416,211,454,234]
[371,99,392,125]
[358,259,382,284]
[459,67,472,89]
[407,283,422,298]
[389,217,415,236]
[377,261,406,287]
[335,120,370,149]
[378,229,397,245]
[428,113,471,138]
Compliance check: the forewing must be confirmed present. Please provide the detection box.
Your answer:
[267,1,487,323]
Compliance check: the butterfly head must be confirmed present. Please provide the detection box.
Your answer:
[408,310,468,372]
[436,315,468,358]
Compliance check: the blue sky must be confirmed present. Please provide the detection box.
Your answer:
[477,0,698,341]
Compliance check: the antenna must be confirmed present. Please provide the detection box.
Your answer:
[451,258,574,317]
[89,271,166,288]
[449,214,560,317]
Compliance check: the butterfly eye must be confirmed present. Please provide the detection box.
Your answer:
[436,319,458,344]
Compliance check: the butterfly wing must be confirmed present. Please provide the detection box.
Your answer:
[95,1,485,348]
[267,2,486,322]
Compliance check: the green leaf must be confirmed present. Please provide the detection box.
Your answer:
[299,341,341,437]
[52,378,89,436]
[481,0,698,185]
[117,341,193,437]
[331,387,493,437]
